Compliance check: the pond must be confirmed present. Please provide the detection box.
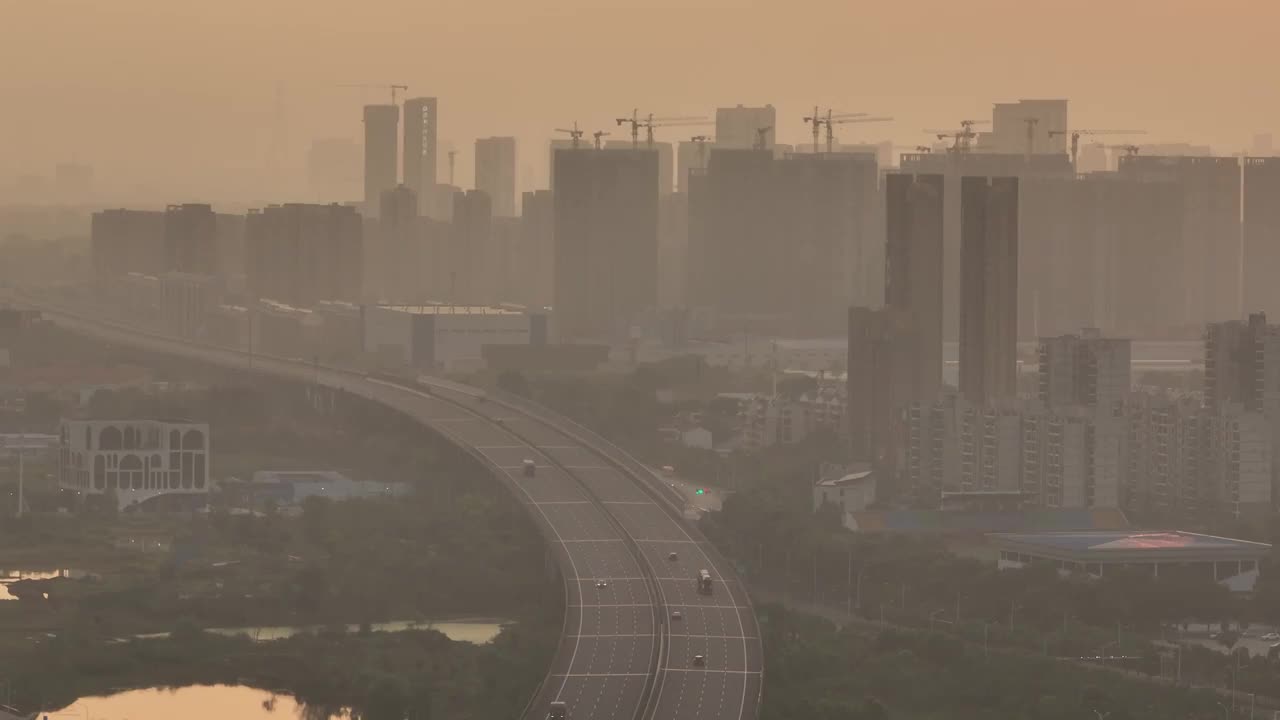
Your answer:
[54,684,347,720]
[0,569,92,600]
[130,618,508,644]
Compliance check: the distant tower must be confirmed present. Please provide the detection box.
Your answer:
[363,104,400,216]
[475,137,518,217]
[403,97,438,198]
[885,173,945,402]
[959,176,1019,404]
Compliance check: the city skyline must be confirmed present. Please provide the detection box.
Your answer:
[3,0,1277,204]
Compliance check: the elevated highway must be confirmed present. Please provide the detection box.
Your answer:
[22,298,763,720]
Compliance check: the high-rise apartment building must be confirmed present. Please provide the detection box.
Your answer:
[715,104,776,149]
[377,185,420,303]
[403,97,438,198]
[1204,312,1275,413]
[900,152,1071,341]
[1244,157,1280,317]
[676,140,711,192]
[959,400,1023,493]
[520,190,555,309]
[985,99,1068,156]
[553,148,659,340]
[245,203,363,307]
[605,142,674,195]
[363,104,400,216]
[885,173,944,402]
[959,176,1019,404]
[475,137,518,217]
[450,190,493,305]
[91,209,165,281]
[687,149,880,335]
[847,307,916,475]
[1119,155,1241,326]
[163,204,217,276]
[1037,329,1131,413]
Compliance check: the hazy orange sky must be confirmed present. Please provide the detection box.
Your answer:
[2,0,1275,204]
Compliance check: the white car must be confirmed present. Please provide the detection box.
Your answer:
[671,610,683,621]
[595,580,609,589]
[1262,632,1280,641]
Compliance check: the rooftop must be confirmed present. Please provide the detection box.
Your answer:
[817,470,874,488]
[377,304,523,316]
[990,530,1271,559]
[847,509,1129,535]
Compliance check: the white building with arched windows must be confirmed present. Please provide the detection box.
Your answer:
[58,420,210,510]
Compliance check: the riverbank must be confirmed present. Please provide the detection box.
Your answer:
[15,620,557,718]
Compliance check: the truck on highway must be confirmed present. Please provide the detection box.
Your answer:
[549,701,567,719]
[697,569,713,595]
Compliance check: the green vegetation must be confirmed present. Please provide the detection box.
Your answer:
[760,605,1238,720]
[7,621,556,719]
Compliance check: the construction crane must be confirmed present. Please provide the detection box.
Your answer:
[338,83,409,104]
[555,122,585,149]
[925,119,990,154]
[754,126,773,151]
[1048,129,1147,171]
[823,115,893,154]
[802,108,870,153]
[614,110,711,148]
[593,130,610,150]
[1024,117,1039,158]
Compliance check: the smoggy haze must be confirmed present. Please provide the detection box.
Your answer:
[1,0,1274,204]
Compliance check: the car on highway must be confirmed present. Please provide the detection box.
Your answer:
[522,459,536,477]
[667,552,678,561]
[595,580,609,588]
[692,654,705,666]
[671,610,682,621]
[549,701,567,719]
[1262,632,1280,641]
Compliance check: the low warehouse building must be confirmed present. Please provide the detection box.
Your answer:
[363,304,547,372]
[990,530,1271,592]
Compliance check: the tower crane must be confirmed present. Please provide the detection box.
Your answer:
[555,122,585,149]
[593,130,611,150]
[338,83,409,104]
[802,108,868,154]
[823,115,893,154]
[614,110,711,148]
[1048,129,1147,172]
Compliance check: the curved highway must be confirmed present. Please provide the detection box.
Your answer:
[22,298,763,720]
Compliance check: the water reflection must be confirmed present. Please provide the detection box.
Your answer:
[130,619,507,644]
[0,569,91,600]
[56,684,348,720]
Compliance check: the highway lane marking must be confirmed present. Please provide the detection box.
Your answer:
[601,501,656,505]
[635,539,701,544]
[537,445,579,449]
[476,444,526,449]
[555,673,652,677]
[575,634,757,640]
[663,669,762,674]
[534,501,592,505]
[562,539,625,543]
[564,465,607,469]
[571,603,749,609]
